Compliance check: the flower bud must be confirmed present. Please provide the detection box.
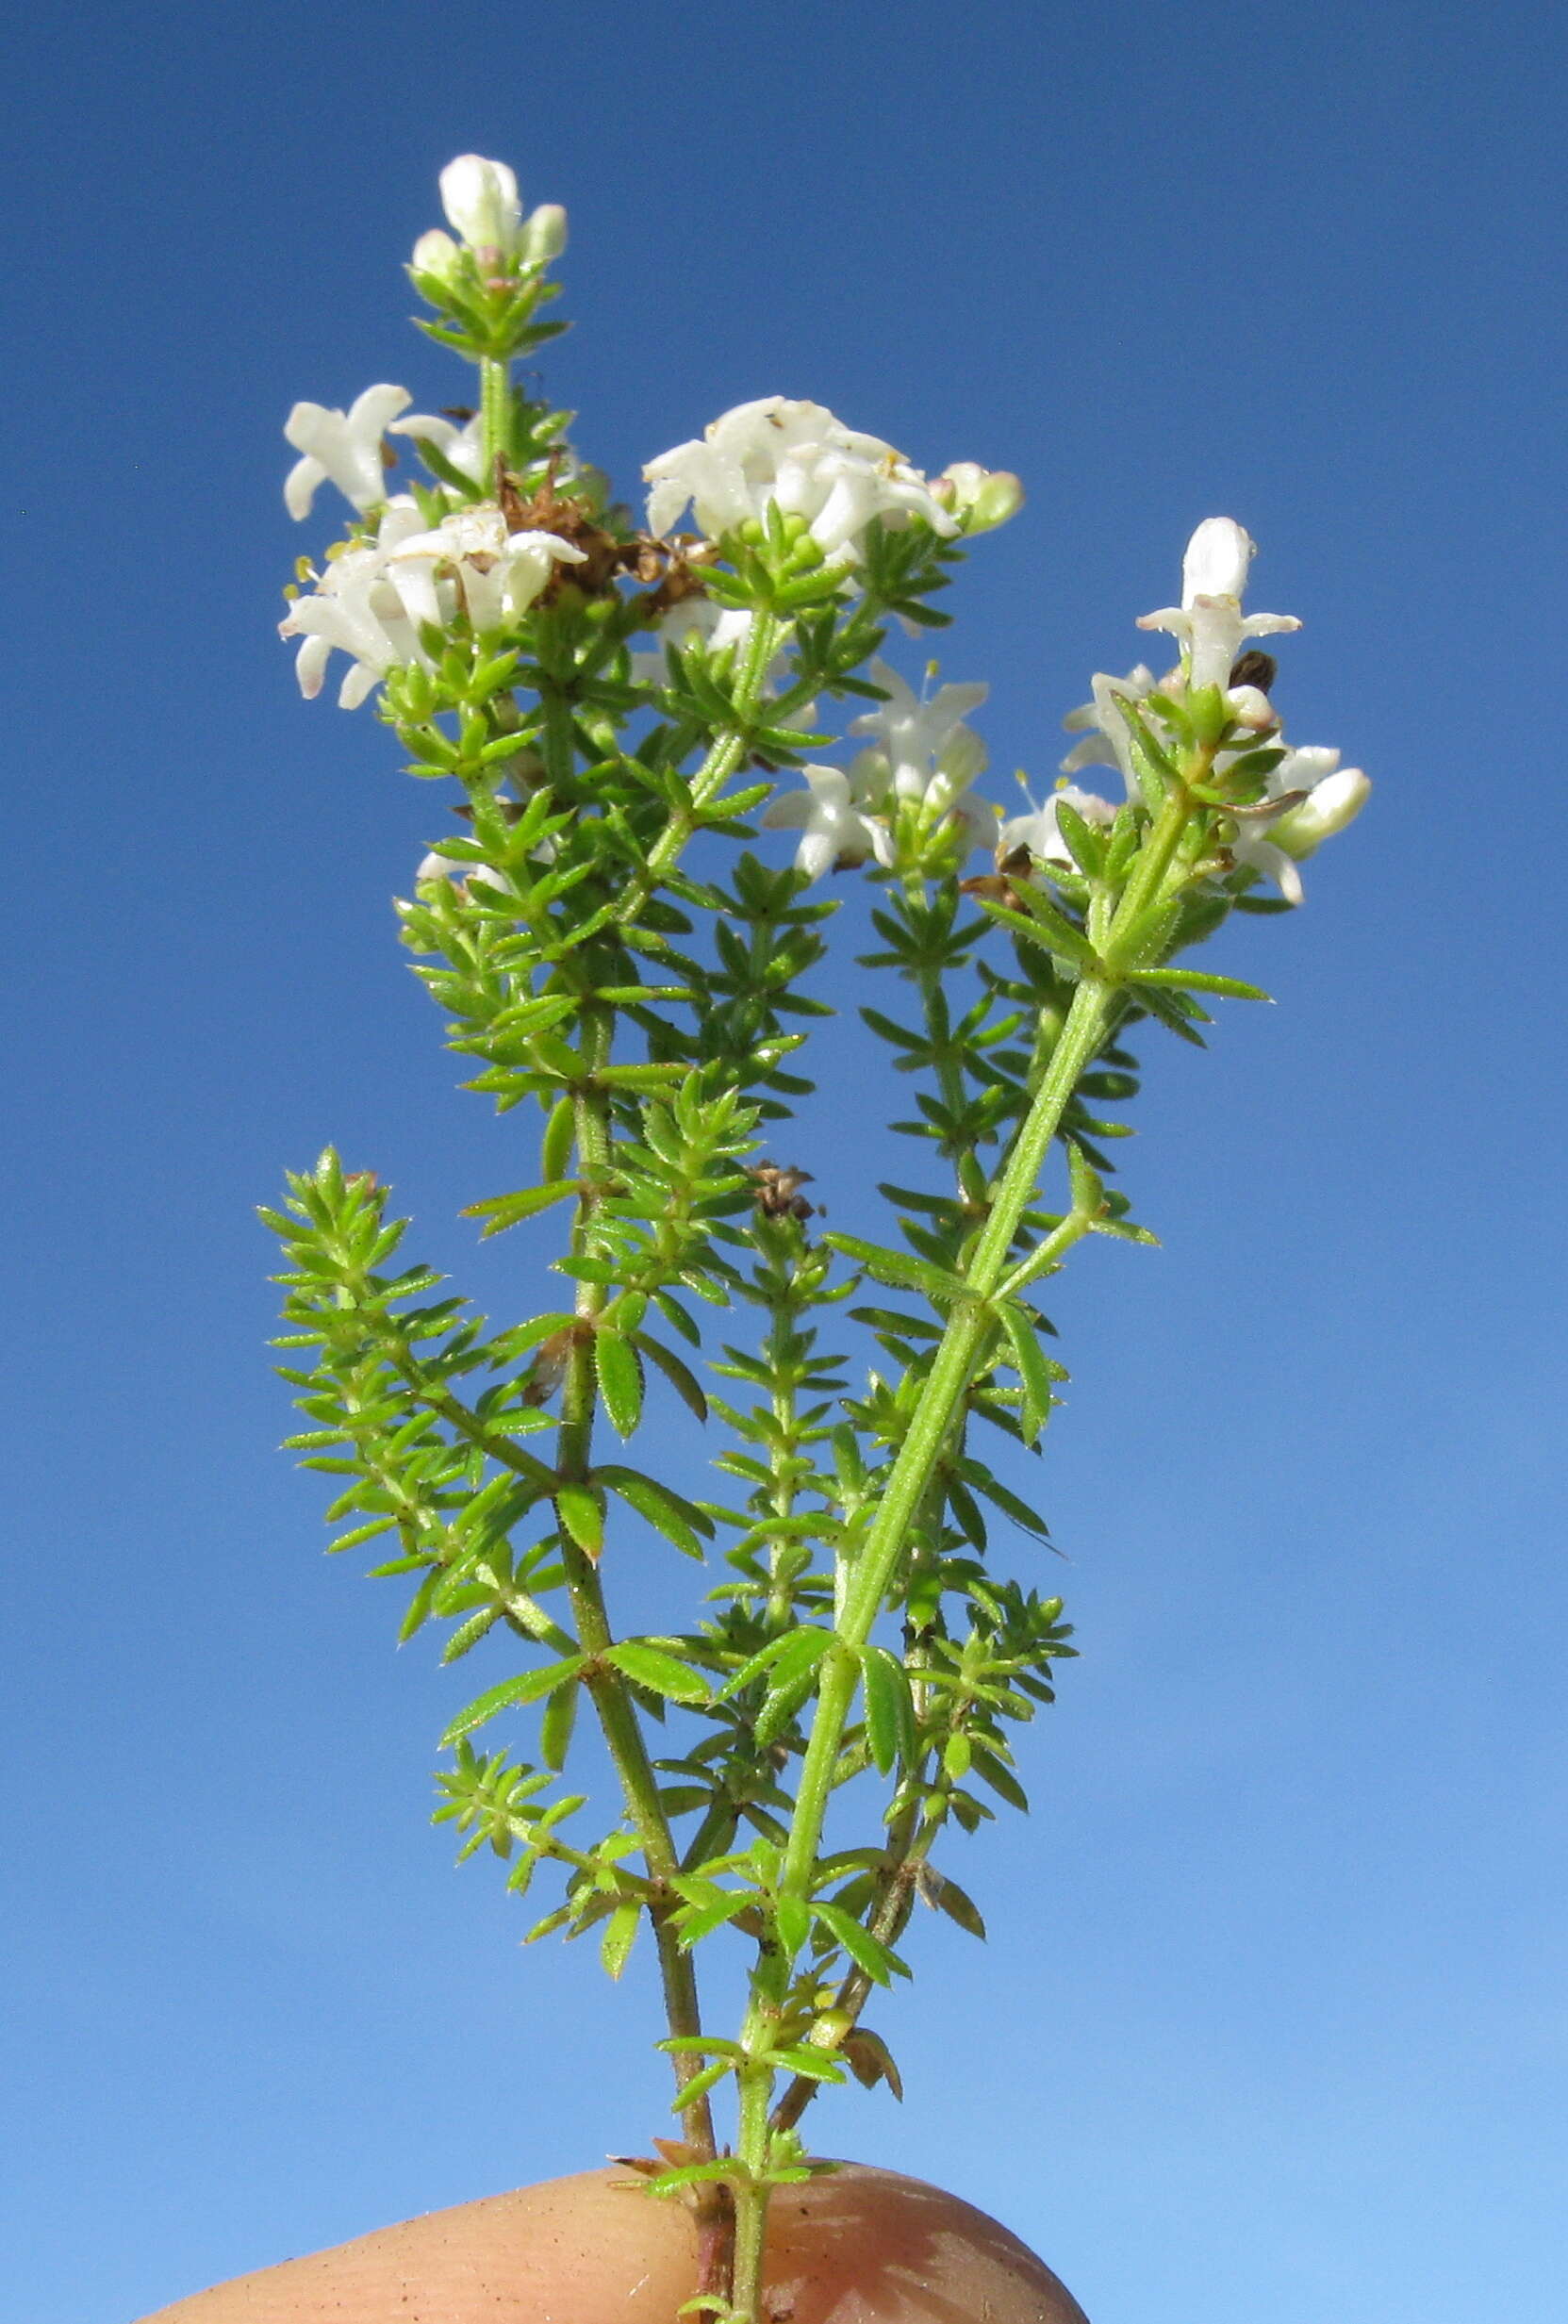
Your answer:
[1225,684,1276,731]
[410,228,462,283]
[936,461,1025,533]
[1270,768,1371,858]
[520,202,569,264]
[438,154,522,255]
[1182,517,1255,605]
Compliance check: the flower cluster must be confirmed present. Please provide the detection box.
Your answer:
[998,519,1368,903]
[279,497,585,709]
[761,657,994,878]
[412,153,568,283]
[643,396,962,564]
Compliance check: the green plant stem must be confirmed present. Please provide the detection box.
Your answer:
[552,1002,718,2158]
[730,2047,778,2324]
[611,609,787,927]
[771,1795,938,2134]
[480,356,510,473]
[779,786,1196,1912]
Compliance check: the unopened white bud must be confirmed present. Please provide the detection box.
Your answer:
[935,461,1025,534]
[1225,684,1276,731]
[411,228,462,283]
[438,154,522,255]
[1270,768,1371,860]
[1182,517,1255,605]
[520,203,569,264]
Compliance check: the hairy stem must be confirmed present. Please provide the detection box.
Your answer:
[555,1000,718,2158]
[779,787,1197,1911]
[479,356,511,473]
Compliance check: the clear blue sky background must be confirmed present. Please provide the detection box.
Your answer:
[4,4,1564,2319]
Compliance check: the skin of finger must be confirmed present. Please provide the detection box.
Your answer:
[136,2163,1090,2324]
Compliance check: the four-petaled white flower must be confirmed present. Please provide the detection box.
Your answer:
[284,385,412,521]
[383,505,586,635]
[999,783,1118,870]
[850,658,989,800]
[1136,515,1300,692]
[285,389,490,521]
[643,396,959,563]
[1223,747,1370,904]
[760,761,897,882]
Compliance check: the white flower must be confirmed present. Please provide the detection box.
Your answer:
[439,155,523,255]
[761,761,896,882]
[1137,516,1300,691]
[277,499,427,708]
[414,849,508,891]
[999,783,1118,870]
[392,408,487,486]
[284,384,412,520]
[382,505,587,635]
[643,396,959,563]
[1224,748,1370,905]
[1058,667,1157,797]
[850,658,989,799]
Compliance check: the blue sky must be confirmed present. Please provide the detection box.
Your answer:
[4,3,1565,2319]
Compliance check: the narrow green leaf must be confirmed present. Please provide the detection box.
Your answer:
[598,1465,712,1561]
[606,1640,710,1704]
[996,1303,1058,1447]
[964,1463,1053,1541]
[325,1518,396,1555]
[811,1899,911,1986]
[1066,1140,1104,1217]
[766,2044,846,2084]
[594,1328,645,1438]
[537,1669,579,1770]
[1124,966,1272,1001]
[821,1231,965,1305]
[718,1626,831,1701]
[463,1180,581,1239]
[926,1869,987,1939]
[600,1898,641,1981]
[668,2054,737,2111]
[1053,798,1108,878]
[848,1305,942,1341]
[858,1644,916,1775]
[632,1332,710,1425]
[539,1095,576,1181]
[974,893,1097,966]
[645,2161,740,2195]
[677,1890,751,1947]
[970,1744,1029,1812]
[555,1482,604,1559]
[439,1655,586,1748]
[495,1310,580,1360]
[775,1891,812,1957]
